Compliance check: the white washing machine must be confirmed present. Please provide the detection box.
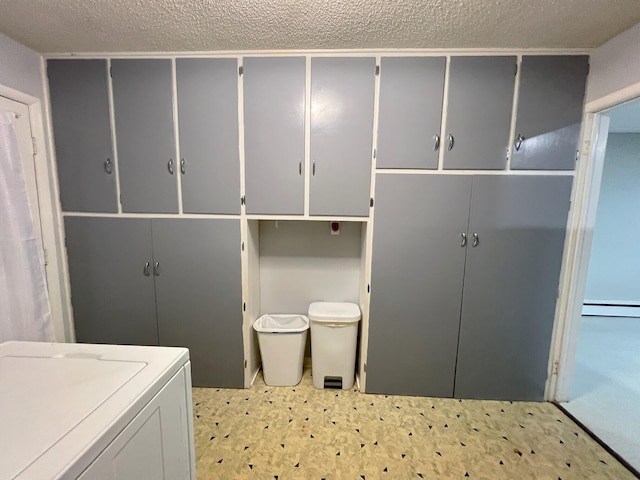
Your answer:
[0,341,195,480]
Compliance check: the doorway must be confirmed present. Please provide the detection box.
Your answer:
[0,95,45,261]
[559,97,640,472]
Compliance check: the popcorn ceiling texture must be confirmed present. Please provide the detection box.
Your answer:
[0,0,639,53]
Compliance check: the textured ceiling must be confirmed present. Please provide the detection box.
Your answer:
[0,0,639,53]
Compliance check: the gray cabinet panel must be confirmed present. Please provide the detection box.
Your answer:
[152,219,244,388]
[48,60,117,212]
[511,56,589,170]
[377,57,446,169]
[367,174,472,397]
[443,56,516,170]
[310,57,375,216]
[64,217,158,346]
[454,175,572,400]
[243,57,305,214]
[176,58,240,214]
[111,59,178,213]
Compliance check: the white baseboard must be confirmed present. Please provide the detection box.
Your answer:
[250,366,261,386]
[582,303,640,317]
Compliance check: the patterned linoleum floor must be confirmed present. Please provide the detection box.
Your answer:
[193,369,636,479]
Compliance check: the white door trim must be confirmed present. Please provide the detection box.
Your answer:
[547,80,640,402]
[0,78,73,343]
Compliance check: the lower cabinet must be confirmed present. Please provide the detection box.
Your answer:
[64,216,244,388]
[366,174,573,401]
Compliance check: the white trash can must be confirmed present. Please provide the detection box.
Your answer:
[253,314,309,386]
[308,302,361,390]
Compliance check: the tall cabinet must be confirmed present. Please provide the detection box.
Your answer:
[366,174,573,400]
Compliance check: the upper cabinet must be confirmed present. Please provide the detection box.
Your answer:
[377,57,446,169]
[243,57,306,215]
[310,57,376,216]
[48,60,117,212]
[176,58,241,214]
[111,59,178,213]
[511,55,589,170]
[443,56,516,170]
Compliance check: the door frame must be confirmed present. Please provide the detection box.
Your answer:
[547,80,640,401]
[0,80,73,343]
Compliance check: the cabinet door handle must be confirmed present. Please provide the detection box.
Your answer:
[153,261,161,276]
[515,133,525,151]
[299,161,302,175]
[312,160,316,176]
[447,134,454,151]
[180,158,186,174]
[143,262,150,276]
[433,134,440,151]
[104,158,113,174]
[460,232,467,247]
[472,233,479,247]
[167,159,174,175]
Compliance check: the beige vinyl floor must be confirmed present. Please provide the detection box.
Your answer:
[193,369,636,479]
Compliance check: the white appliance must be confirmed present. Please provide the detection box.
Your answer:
[0,341,195,480]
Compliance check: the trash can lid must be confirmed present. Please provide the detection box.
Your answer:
[308,302,361,322]
[253,314,309,333]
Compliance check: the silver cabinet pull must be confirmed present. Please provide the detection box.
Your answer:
[104,158,113,174]
[299,161,302,175]
[472,233,479,247]
[460,232,467,247]
[433,134,440,151]
[180,158,186,174]
[167,159,174,175]
[153,261,161,276]
[447,134,454,151]
[312,160,316,176]
[143,262,150,276]
[515,133,525,151]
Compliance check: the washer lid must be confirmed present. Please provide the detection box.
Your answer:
[308,302,361,322]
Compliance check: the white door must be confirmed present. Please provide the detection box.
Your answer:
[0,95,45,263]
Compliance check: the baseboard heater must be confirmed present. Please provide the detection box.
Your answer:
[324,376,343,389]
[583,302,640,317]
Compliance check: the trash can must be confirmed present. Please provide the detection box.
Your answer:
[253,314,310,386]
[308,302,361,390]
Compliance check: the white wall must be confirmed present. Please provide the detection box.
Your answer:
[586,22,640,106]
[259,220,362,315]
[0,33,43,100]
[584,133,640,304]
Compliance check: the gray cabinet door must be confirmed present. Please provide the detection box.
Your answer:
[243,57,305,215]
[310,57,375,216]
[511,56,589,170]
[377,57,446,169]
[176,58,240,214]
[152,219,244,388]
[367,174,472,397]
[443,56,516,170]
[48,60,117,212]
[64,217,158,346]
[111,59,178,213]
[454,175,573,400]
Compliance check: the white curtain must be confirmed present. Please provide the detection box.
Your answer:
[0,111,54,342]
